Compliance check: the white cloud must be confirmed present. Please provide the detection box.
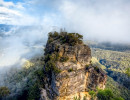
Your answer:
[23,0,130,43]
[59,0,130,43]
[0,0,14,8]
[0,0,130,69]
[0,7,22,16]
[0,0,28,25]
[0,0,130,43]
[0,6,24,24]
[0,0,25,9]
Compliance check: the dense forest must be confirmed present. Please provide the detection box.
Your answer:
[87,41,130,100]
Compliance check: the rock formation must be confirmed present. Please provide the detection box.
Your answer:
[41,32,107,100]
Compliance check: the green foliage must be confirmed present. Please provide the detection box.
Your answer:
[0,58,45,100]
[91,48,130,74]
[97,89,124,100]
[114,97,124,100]
[94,66,99,72]
[73,96,80,100]
[68,68,74,72]
[97,89,114,100]
[44,52,61,74]
[85,64,90,70]
[45,61,55,72]
[61,33,83,46]
[48,37,54,43]
[49,31,59,38]
[88,87,125,100]
[89,90,96,100]
[45,60,61,74]
[27,81,41,100]
[60,56,69,62]
[106,76,129,100]
[91,47,130,99]
[44,52,60,63]
[48,31,83,46]
[34,67,45,83]
[125,68,130,77]
[0,87,10,98]
[83,96,87,100]
[27,64,46,100]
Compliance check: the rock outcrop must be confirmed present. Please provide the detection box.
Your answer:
[41,32,107,100]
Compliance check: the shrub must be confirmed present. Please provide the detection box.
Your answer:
[125,68,130,77]
[74,96,80,100]
[53,31,59,38]
[53,66,62,74]
[44,48,62,74]
[45,61,55,72]
[85,64,89,69]
[83,96,87,100]
[48,37,54,43]
[27,82,41,100]
[48,31,59,39]
[52,52,60,61]
[96,89,124,100]
[48,31,83,46]
[94,66,99,72]
[63,33,83,46]
[0,87,10,98]
[114,97,124,100]
[97,89,114,100]
[44,54,51,63]
[68,68,74,72]
[60,56,69,62]
[89,90,96,100]
[34,67,45,82]
[45,60,61,74]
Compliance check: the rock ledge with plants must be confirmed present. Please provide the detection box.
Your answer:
[41,32,107,100]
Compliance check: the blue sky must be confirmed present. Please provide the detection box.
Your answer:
[0,0,130,43]
[4,0,23,3]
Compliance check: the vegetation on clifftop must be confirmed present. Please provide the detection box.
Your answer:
[0,87,10,99]
[44,31,83,74]
[48,31,83,46]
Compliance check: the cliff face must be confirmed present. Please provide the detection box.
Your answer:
[41,33,107,100]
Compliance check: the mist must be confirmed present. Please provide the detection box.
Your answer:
[0,0,130,69]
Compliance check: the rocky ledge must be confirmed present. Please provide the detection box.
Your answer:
[41,32,107,100]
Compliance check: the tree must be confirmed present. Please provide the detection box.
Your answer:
[97,89,113,100]
[114,97,124,100]
[89,90,96,100]
[125,68,130,77]
[97,89,124,100]
[0,87,10,99]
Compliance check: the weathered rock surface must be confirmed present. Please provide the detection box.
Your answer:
[41,35,107,100]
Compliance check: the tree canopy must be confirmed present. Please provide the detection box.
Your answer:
[0,87,10,98]
[48,31,83,46]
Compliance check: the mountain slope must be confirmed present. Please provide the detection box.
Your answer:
[86,41,130,100]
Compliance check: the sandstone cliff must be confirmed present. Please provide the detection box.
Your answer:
[41,32,107,100]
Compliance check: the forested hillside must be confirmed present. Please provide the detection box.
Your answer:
[86,41,130,100]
